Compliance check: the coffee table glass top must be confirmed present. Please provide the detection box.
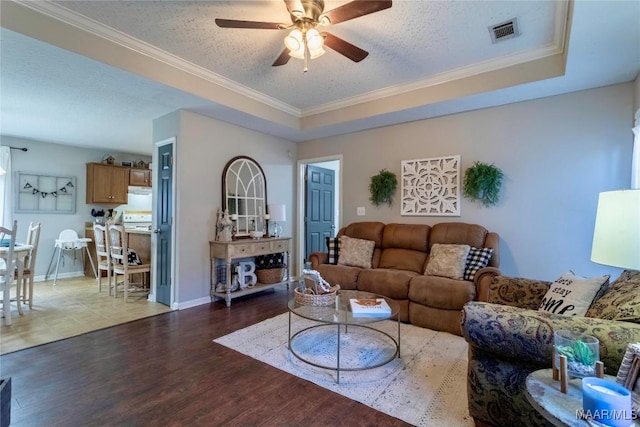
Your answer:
[288,289,400,325]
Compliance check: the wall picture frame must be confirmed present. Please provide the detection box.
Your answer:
[14,171,76,214]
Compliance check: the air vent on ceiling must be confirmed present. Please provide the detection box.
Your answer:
[489,18,519,43]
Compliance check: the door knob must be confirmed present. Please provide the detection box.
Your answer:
[153,229,161,234]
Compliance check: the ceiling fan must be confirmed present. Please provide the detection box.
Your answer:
[215,0,392,71]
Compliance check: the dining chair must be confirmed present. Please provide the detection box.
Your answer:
[18,222,41,309]
[92,222,112,295]
[108,223,151,302]
[0,220,18,325]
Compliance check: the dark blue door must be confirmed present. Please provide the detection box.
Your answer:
[305,165,335,262]
[155,142,172,306]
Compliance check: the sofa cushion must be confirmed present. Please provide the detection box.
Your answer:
[409,275,475,310]
[538,271,610,317]
[378,223,430,273]
[341,222,385,246]
[357,268,416,299]
[429,222,487,248]
[338,235,375,269]
[586,277,640,322]
[326,236,340,265]
[315,264,360,290]
[424,243,470,280]
[463,247,493,281]
[487,276,551,309]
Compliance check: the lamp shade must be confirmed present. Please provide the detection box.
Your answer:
[591,189,640,270]
[268,204,286,222]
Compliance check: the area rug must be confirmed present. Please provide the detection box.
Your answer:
[214,313,474,426]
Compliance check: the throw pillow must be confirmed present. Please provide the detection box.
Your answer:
[424,244,471,280]
[538,271,610,317]
[326,237,340,265]
[463,247,493,281]
[337,235,375,269]
[586,277,640,322]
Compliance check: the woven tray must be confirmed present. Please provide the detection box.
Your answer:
[255,268,284,284]
[294,285,340,307]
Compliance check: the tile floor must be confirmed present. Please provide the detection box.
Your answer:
[0,276,172,355]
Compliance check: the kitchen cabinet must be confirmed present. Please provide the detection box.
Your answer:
[129,168,151,187]
[210,237,291,307]
[86,163,128,204]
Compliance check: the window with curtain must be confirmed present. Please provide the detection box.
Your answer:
[0,146,12,228]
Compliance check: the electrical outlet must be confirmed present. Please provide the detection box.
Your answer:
[357,207,365,216]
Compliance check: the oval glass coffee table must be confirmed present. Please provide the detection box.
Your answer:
[288,289,401,384]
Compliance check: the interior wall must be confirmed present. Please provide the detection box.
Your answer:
[2,136,151,279]
[297,83,634,281]
[634,73,640,112]
[153,110,297,306]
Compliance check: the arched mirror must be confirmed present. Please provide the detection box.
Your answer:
[222,156,267,237]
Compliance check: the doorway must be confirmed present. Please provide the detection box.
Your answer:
[153,137,175,307]
[297,156,342,276]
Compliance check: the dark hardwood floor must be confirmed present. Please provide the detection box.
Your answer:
[1,287,410,426]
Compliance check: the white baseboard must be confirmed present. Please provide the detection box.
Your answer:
[33,272,88,282]
[174,296,211,310]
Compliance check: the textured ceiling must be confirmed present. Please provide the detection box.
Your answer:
[1,1,639,155]
[50,0,557,109]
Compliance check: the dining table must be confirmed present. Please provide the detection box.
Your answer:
[1,243,33,325]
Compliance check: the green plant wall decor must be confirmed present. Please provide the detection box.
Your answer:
[463,162,504,207]
[369,169,397,207]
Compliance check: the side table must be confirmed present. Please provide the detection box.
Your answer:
[525,369,639,426]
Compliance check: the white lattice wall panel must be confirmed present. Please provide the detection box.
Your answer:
[401,155,460,216]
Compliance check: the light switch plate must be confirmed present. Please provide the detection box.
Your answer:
[357,207,365,216]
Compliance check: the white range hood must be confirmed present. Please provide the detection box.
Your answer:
[128,186,152,195]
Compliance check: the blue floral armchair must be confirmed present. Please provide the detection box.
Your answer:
[461,272,640,427]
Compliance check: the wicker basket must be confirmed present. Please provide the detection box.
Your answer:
[294,285,340,307]
[255,268,284,284]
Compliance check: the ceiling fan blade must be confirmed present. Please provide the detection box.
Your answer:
[272,49,292,67]
[323,33,369,62]
[322,0,392,25]
[215,19,284,30]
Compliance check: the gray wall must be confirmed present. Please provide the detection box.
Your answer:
[154,110,297,306]
[298,83,635,281]
[2,135,150,279]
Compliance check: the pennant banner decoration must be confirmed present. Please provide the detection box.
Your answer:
[24,181,74,198]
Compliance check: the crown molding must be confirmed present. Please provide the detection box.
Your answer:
[17,0,302,117]
[14,0,570,121]
[302,0,571,117]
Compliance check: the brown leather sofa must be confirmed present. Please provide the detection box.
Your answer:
[308,222,500,336]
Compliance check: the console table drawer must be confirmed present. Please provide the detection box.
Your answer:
[270,240,289,252]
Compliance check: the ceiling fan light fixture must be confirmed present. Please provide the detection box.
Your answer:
[319,15,331,26]
[284,29,303,51]
[289,47,306,59]
[308,46,325,59]
[306,28,324,50]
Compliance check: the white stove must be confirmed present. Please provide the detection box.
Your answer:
[122,210,152,231]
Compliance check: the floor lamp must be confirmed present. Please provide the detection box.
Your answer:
[590,189,640,272]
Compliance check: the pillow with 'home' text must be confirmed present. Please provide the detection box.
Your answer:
[539,271,610,316]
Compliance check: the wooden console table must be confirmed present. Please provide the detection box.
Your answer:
[209,237,291,307]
